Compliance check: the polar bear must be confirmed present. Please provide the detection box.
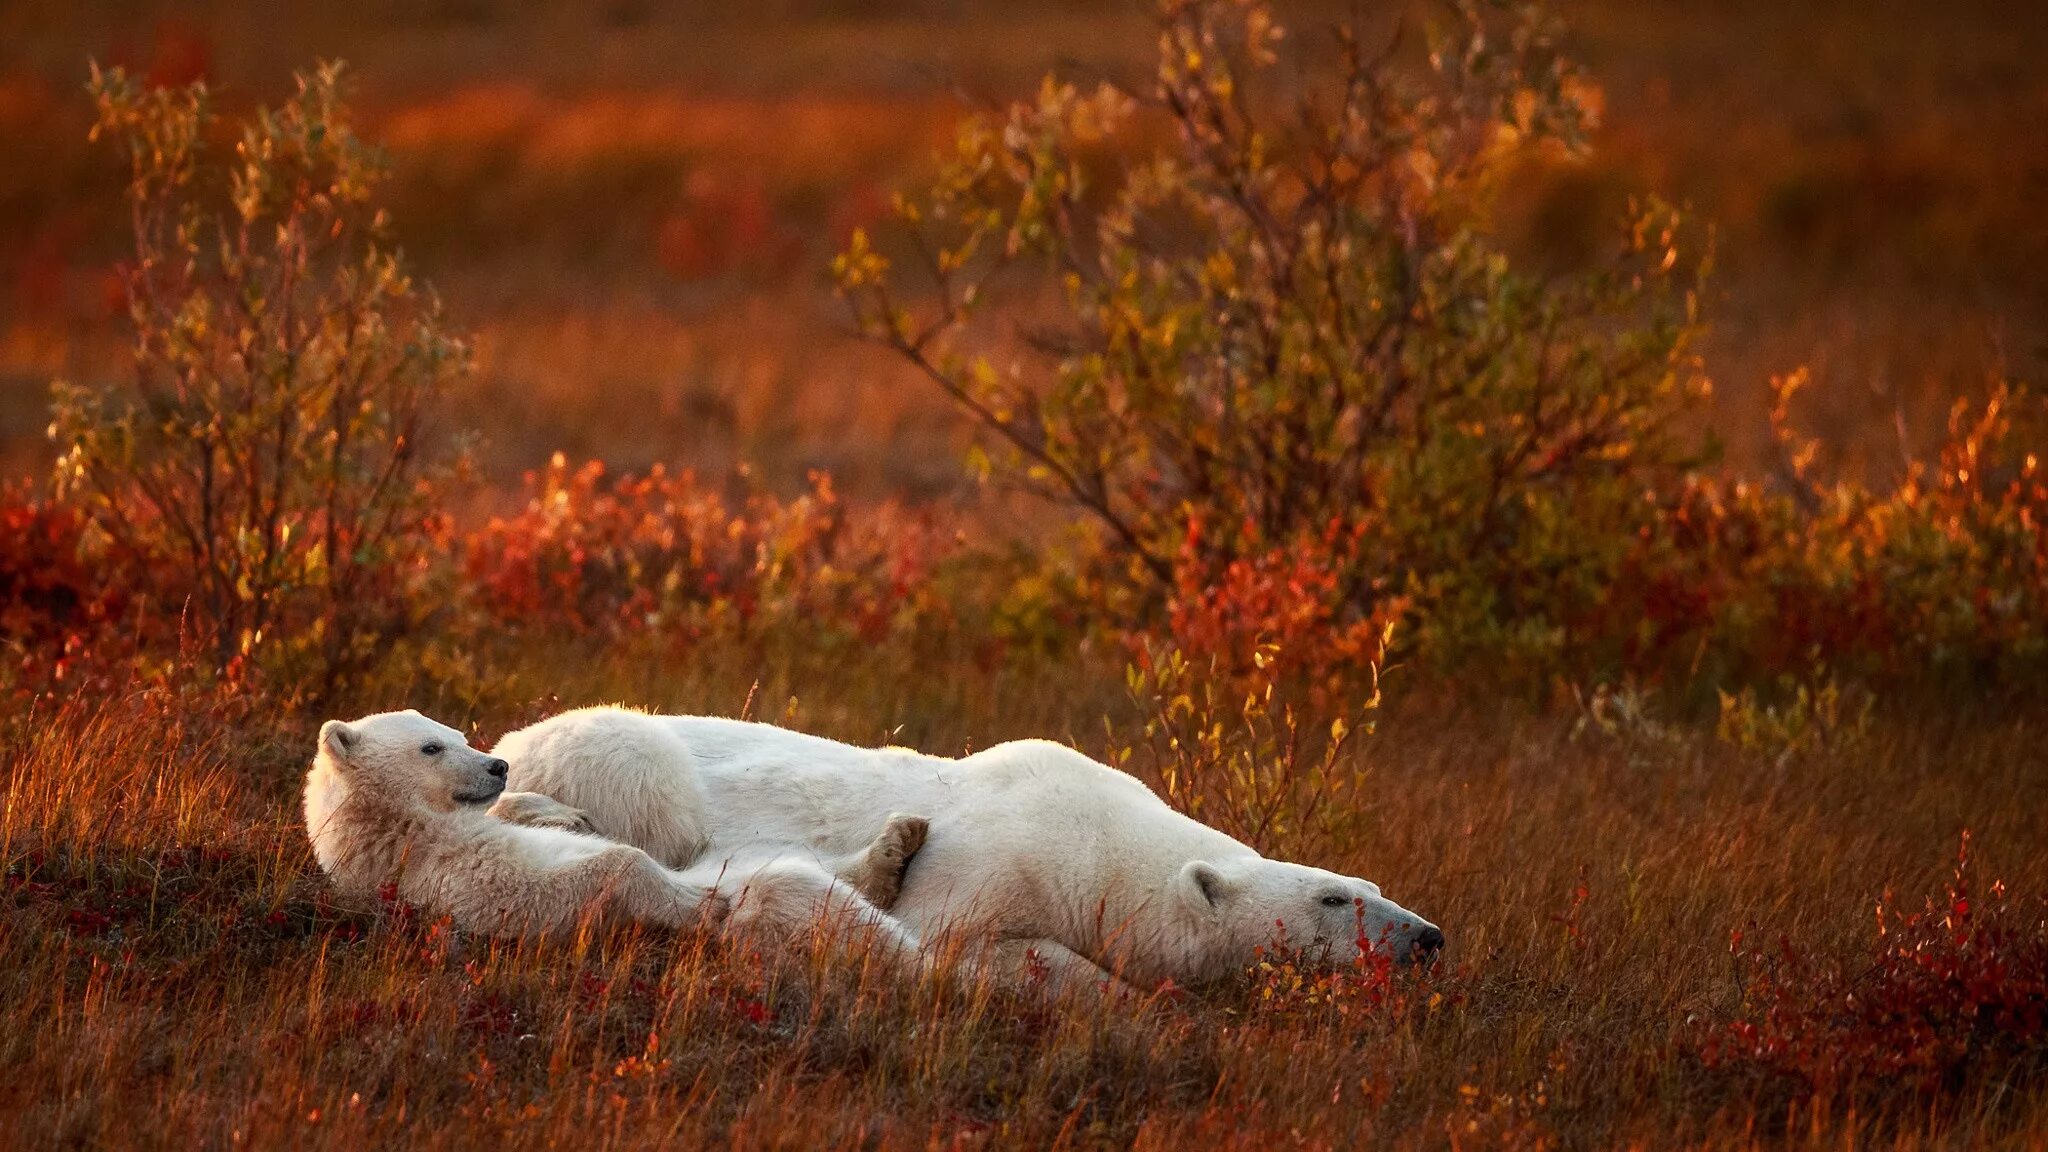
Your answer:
[494,707,1443,994]
[303,709,925,960]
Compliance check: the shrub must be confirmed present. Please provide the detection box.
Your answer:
[1116,533,1393,850]
[836,0,2048,700]
[1698,834,2048,1123]
[460,454,954,652]
[48,62,468,698]
[1594,377,2048,694]
[1108,515,1399,847]
[1715,669,1872,769]
[836,0,1709,672]
[0,484,137,697]
[1157,516,1404,702]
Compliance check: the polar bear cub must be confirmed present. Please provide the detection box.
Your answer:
[304,710,927,953]
[303,709,724,935]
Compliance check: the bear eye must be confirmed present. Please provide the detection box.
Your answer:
[1321,894,1351,908]
[421,743,444,756]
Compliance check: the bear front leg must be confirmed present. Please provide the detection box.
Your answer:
[489,791,599,836]
[558,845,727,931]
[832,812,929,909]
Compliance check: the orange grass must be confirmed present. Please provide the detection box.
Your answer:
[4,659,2045,1149]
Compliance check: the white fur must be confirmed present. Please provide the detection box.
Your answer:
[495,707,1441,991]
[490,708,710,868]
[304,710,920,966]
[303,710,721,936]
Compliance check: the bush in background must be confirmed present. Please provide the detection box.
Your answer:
[9,3,2042,714]
[0,484,139,697]
[461,454,956,654]
[837,0,1709,678]
[840,0,2046,701]
[1598,376,2047,695]
[48,63,469,700]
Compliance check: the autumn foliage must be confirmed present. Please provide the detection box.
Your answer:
[837,0,2046,698]
[0,486,137,695]
[48,64,467,699]
[1700,835,2048,1122]
[462,454,952,651]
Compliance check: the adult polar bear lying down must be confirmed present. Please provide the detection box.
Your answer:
[303,710,927,959]
[495,706,1443,992]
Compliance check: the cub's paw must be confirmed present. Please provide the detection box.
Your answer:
[539,808,599,836]
[490,792,599,836]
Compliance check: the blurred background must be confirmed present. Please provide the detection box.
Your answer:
[4,0,2044,495]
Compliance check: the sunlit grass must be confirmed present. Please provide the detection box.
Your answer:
[4,659,2044,1148]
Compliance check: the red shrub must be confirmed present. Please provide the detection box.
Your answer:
[1154,516,1403,706]
[1583,380,2047,692]
[1699,834,2048,1111]
[1241,908,1464,1031]
[0,484,139,695]
[461,455,953,649]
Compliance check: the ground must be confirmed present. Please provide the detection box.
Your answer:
[3,644,2044,1148]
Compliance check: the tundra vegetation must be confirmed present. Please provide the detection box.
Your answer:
[2,1,2044,1147]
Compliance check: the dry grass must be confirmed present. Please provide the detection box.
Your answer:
[5,650,2045,1149]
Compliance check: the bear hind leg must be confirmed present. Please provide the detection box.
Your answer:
[726,859,924,972]
[832,812,928,909]
[976,937,1142,1000]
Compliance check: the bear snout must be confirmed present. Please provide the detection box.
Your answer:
[1412,924,1445,961]
[486,758,509,779]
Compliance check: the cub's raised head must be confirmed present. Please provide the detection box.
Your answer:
[1176,857,1442,980]
[313,710,508,812]
[303,710,508,879]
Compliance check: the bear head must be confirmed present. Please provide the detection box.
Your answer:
[1174,856,1442,979]
[303,710,508,879]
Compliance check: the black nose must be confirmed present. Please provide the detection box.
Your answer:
[1414,926,1446,956]
[486,759,509,779]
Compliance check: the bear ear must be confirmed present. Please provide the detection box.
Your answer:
[319,720,358,761]
[1178,860,1231,913]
